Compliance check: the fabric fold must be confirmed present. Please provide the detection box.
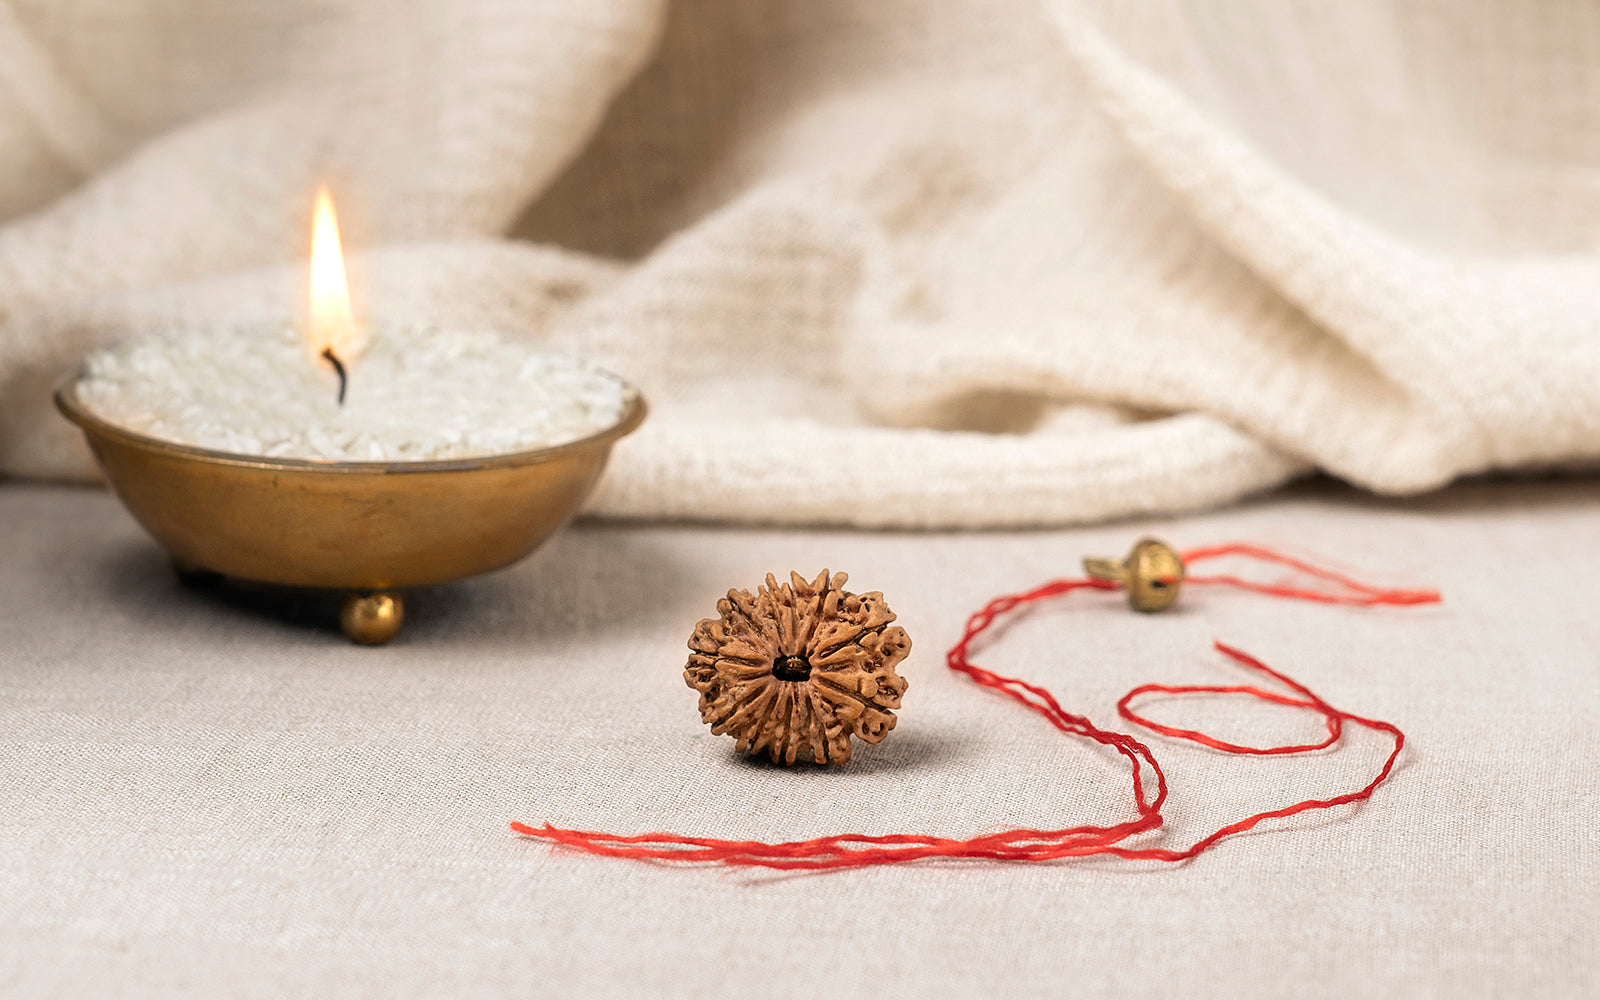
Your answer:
[2,0,1595,526]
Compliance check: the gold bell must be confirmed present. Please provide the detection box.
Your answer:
[1083,537,1185,613]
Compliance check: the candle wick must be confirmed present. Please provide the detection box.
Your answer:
[320,347,348,406]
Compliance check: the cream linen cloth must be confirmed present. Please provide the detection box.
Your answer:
[2,1,1598,526]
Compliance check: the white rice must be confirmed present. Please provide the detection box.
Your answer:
[77,324,635,462]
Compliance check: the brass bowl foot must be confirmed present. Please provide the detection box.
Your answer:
[340,591,404,645]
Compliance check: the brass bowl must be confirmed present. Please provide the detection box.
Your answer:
[56,370,645,644]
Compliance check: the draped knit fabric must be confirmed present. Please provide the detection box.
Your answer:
[1,0,1596,527]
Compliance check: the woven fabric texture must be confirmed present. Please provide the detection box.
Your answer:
[2,478,1596,996]
[2,1,1599,525]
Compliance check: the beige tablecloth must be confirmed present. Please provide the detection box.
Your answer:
[1,478,1596,997]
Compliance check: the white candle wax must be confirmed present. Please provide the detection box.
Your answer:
[77,324,634,462]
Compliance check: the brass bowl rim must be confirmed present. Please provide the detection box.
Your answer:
[54,364,647,474]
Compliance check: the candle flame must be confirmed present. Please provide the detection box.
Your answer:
[308,186,363,366]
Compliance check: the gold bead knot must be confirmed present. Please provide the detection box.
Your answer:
[1083,537,1185,612]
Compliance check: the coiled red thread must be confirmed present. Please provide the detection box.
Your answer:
[512,544,1439,869]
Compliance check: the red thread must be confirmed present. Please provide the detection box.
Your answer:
[512,543,1438,869]
[1180,542,1440,606]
